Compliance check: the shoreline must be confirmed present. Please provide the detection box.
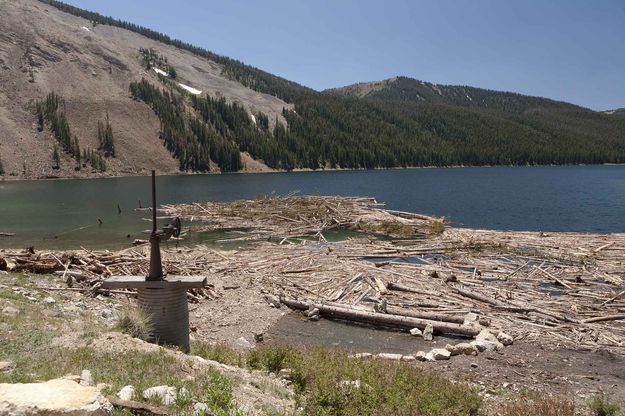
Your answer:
[1,162,624,183]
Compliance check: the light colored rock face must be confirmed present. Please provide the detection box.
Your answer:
[0,378,112,415]
[423,324,434,341]
[234,337,253,350]
[143,385,177,406]
[117,385,135,401]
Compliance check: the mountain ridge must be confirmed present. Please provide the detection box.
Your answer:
[0,0,624,179]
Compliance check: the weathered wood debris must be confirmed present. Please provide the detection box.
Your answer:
[1,195,624,354]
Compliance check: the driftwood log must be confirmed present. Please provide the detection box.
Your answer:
[280,297,479,337]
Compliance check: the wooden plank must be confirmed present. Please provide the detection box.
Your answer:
[101,275,206,289]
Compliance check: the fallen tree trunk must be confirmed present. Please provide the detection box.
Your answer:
[280,297,479,337]
[582,314,625,324]
[385,305,465,324]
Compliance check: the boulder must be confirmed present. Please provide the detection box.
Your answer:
[193,402,214,416]
[377,353,402,361]
[422,324,433,341]
[348,352,372,359]
[234,337,253,351]
[409,328,422,336]
[116,385,135,401]
[0,378,112,415]
[471,340,503,353]
[1,306,19,318]
[424,352,435,362]
[80,369,94,387]
[401,355,416,361]
[429,348,451,360]
[445,342,478,356]
[415,351,427,361]
[43,297,56,305]
[0,362,13,372]
[475,329,498,343]
[497,332,514,346]
[143,385,177,406]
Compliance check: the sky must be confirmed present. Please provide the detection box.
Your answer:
[64,0,625,111]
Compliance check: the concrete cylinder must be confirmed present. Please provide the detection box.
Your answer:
[137,287,190,352]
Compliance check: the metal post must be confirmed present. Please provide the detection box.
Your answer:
[147,170,165,281]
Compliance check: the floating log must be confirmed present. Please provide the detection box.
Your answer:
[280,297,479,337]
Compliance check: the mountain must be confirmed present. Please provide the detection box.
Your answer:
[604,108,625,116]
[0,0,624,179]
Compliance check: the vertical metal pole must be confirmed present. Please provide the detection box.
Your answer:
[147,170,164,281]
[152,170,157,233]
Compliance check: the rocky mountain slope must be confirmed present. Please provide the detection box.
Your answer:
[0,0,290,179]
[1,0,624,179]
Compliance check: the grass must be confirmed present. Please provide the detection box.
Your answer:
[367,220,415,238]
[429,220,446,237]
[0,279,242,416]
[243,344,481,416]
[115,306,153,341]
[589,395,623,416]
[500,396,575,416]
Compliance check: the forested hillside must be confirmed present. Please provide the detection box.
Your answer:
[4,0,624,178]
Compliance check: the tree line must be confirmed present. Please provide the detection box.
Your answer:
[35,92,108,171]
[42,0,625,169]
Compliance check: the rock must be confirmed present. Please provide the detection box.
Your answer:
[430,348,451,360]
[117,385,135,401]
[445,342,478,356]
[306,307,320,319]
[100,309,113,319]
[234,337,253,350]
[476,329,498,343]
[415,351,427,361]
[80,369,94,387]
[143,385,177,406]
[0,361,13,372]
[1,306,19,318]
[339,380,361,389]
[278,368,293,381]
[497,331,514,346]
[348,352,372,359]
[422,324,433,341]
[264,294,281,308]
[253,333,264,342]
[193,402,214,416]
[470,362,478,368]
[471,340,504,353]
[377,353,402,360]
[424,352,435,362]
[409,327,422,336]
[401,355,416,361]
[43,297,56,305]
[0,378,112,415]
[463,312,479,324]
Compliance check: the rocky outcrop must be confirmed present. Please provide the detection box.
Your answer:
[0,378,112,415]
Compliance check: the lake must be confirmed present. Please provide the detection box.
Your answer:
[1,165,624,249]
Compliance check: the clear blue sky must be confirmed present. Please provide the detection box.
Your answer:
[65,0,625,110]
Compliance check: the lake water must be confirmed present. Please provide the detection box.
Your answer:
[1,165,624,249]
